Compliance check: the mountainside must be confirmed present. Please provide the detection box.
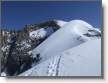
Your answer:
[31,20,101,62]
[1,20,62,76]
[0,19,101,76]
[20,39,101,76]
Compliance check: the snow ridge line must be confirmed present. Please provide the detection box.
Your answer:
[47,55,62,76]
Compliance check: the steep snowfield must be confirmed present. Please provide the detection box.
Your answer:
[19,39,101,76]
[31,20,101,62]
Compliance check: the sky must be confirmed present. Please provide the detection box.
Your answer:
[1,1,102,30]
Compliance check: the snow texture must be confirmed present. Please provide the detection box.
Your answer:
[32,20,101,62]
[19,39,101,76]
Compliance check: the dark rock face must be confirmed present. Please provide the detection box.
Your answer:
[83,29,101,37]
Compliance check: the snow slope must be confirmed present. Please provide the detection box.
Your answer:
[31,20,101,62]
[19,39,101,76]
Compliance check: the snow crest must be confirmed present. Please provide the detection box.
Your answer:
[32,20,101,62]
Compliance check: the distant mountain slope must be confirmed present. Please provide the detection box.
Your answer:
[19,39,101,76]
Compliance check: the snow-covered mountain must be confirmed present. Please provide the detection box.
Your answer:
[0,20,65,76]
[31,20,101,62]
[1,19,101,76]
[19,39,101,76]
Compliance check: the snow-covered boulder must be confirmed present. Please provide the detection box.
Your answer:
[1,72,7,76]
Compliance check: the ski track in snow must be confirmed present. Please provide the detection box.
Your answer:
[47,55,61,76]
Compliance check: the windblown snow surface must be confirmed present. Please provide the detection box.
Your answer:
[31,20,101,62]
[20,39,101,76]
[19,20,101,76]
